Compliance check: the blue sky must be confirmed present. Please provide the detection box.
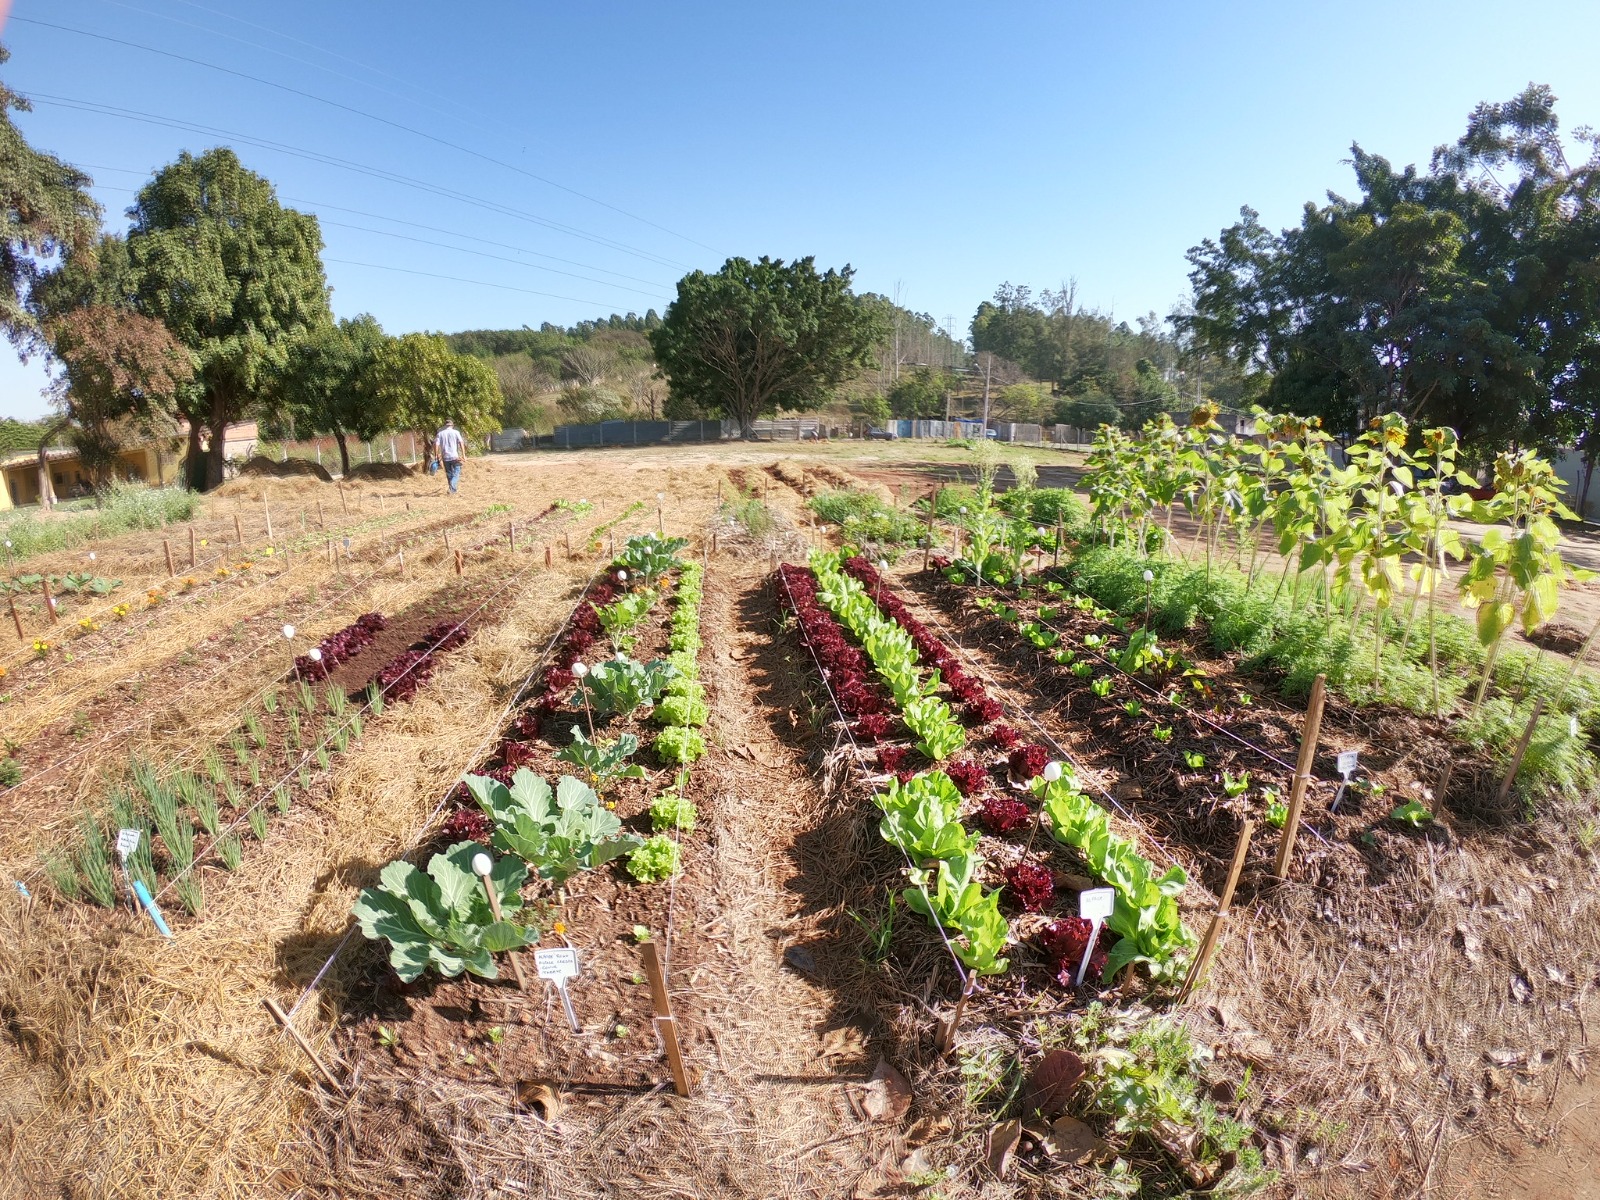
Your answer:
[4,0,1599,419]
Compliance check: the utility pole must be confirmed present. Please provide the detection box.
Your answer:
[981,353,993,432]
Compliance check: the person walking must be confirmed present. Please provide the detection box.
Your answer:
[435,419,467,495]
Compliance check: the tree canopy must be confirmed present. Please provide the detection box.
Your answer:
[274,314,390,476]
[650,256,887,437]
[364,333,503,453]
[1179,84,1600,468]
[126,148,329,489]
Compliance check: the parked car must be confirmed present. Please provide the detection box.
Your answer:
[867,428,897,441]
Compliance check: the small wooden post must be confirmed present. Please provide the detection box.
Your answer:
[1178,818,1255,1002]
[507,521,515,551]
[923,488,936,570]
[657,506,664,534]
[564,532,572,558]
[443,531,451,551]
[1496,699,1546,807]
[544,544,552,567]
[1054,515,1063,567]
[717,478,723,505]
[326,539,335,565]
[338,483,349,515]
[608,533,615,560]
[163,538,175,576]
[1273,674,1327,880]
[481,878,529,990]
[188,525,197,568]
[454,549,464,576]
[41,577,57,623]
[8,595,23,641]
[233,513,244,546]
[316,499,325,528]
[262,997,346,1094]
[263,499,273,541]
[711,532,718,556]
[641,941,690,1096]
[937,971,979,1056]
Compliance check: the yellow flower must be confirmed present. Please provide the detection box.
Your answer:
[199,538,209,547]
[32,639,50,655]
[147,590,164,605]
[111,604,129,619]
[77,617,99,632]
[236,560,253,571]
[0,665,7,679]
[214,566,230,578]
[263,547,275,557]
[552,921,566,936]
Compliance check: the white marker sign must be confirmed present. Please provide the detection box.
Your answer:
[534,947,582,1032]
[1336,750,1359,777]
[115,829,141,860]
[1075,887,1116,987]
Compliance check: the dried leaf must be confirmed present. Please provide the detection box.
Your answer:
[986,1118,1022,1178]
[859,1058,912,1123]
[1024,1049,1085,1117]
[1050,1115,1110,1164]
[514,1080,561,1121]
[904,1114,952,1147]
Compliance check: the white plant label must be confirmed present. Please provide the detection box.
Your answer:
[1336,750,1359,778]
[534,947,579,984]
[115,829,141,860]
[1075,887,1115,987]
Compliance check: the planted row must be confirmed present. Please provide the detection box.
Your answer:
[653,558,707,766]
[294,611,388,681]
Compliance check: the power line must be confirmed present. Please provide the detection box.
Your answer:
[324,257,653,309]
[29,92,689,271]
[78,177,671,303]
[12,17,712,260]
[72,163,672,291]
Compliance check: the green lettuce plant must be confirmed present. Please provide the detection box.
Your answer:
[627,834,681,882]
[876,770,974,861]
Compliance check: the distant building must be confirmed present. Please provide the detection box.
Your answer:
[0,421,260,510]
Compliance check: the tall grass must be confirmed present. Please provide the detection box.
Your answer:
[1,480,197,563]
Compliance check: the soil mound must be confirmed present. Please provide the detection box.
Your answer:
[345,462,416,482]
[237,455,334,482]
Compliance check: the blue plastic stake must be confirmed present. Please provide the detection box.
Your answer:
[131,880,174,938]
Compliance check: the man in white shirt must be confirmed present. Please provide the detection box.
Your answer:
[434,419,467,494]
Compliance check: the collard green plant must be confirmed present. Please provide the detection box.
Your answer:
[596,589,658,654]
[615,533,688,585]
[352,841,536,982]
[463,768,642,886]
[573,656,678,718]
[554,726,646,793]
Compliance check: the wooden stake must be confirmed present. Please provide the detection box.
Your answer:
[544,544,552,567]
[338,483,349,515]
[657,506,664,534]
[8,594,23,641]
[233,513,244,546]
[188,525,196,568]
[641,942,690,1096]
[454,549,464,576]
[317,499,325,528]
[507,520,515,551]
[262,997,346,1094]
[40,577,56,623]
[1495,699,1546,807]
[564,532,572,558]
[443,530,451,551]
[481,878,529,990]
[1273,674,1327,879]
[923,488,936,570]
[1054,515,1063,567]
[163,538,175,577]
[711,532,718,557]
[1178,818,1255,1001]
[937,971,979,1056]
[263,499,273,541]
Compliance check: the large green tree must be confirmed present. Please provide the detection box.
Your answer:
[650,256,887,438]
[364,333,502,465]
[0,46,100,349]
[125,148,329,489]
[275,315,390,477]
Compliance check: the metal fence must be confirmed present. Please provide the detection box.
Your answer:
[550,420,726,449]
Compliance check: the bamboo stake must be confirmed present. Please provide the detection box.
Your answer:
[1178,819,1255,1002]
[937,972,979,1056]
[1272,674,1327,879]
[508,521,515,551]
[641,942,690,1096]
[454,549,464,576]
[262,997,345,1093]
[481,879,529,990]
[40,577,56,623]
[263,499,273,541]
[1495,699,1546,808]
[163,538,175,576]
[234,513,244,545]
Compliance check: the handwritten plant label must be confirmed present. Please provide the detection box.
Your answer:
[1075,888,1116,986]
[1336,750,1359,777]
[534,947,579,985]
[115,829,141,860]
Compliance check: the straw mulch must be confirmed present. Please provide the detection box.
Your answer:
[0,563,586,1200]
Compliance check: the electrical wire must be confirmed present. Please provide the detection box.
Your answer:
[13,14,714,257]
[28,93,690,271]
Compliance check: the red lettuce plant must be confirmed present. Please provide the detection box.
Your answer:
[1008,743,1049,781]
[877,745,909,773]
[439,805,492,844]
[944,757,991,797]
[294,611,389,681]
[978,791,1031,834]
[963,696,1005,726]
[1038,917,1112,987]
[989,724,1022,750]
[1002,862,1056,913]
